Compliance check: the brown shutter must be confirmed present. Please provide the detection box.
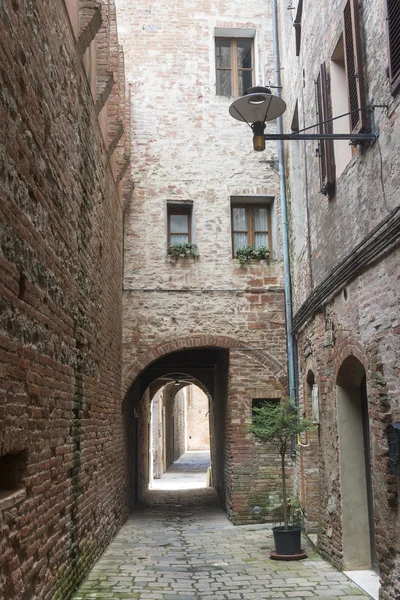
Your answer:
[343,0,367,133]
[293,0,303,57]
[315,63,335,195]
[386,0,400,95]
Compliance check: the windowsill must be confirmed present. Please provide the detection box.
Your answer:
[167,255,199,263]
[0,488,27,510]
[232,258,274,264]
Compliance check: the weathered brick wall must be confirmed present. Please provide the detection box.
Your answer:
[227,349,288,524]
[0,1,131,598]
[187,385,210,451]
[116,0,289,523]
[292,256,400,580]
[279,0,400,594]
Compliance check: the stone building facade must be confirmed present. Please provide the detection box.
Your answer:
[115,0,289,524]
[278,0,400,597]
[0,1,132,598]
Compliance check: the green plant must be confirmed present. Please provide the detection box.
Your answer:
[236,244,270,265]
[271,496,302,528]
[248,399,313,528]
[167,242,199,259]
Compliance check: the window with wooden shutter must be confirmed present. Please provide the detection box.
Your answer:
[315,63,335,195]
[293,0,303,57]
[343,0,367,133]
[386,0,400,95]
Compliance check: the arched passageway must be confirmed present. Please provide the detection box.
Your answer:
[336,355,378,571]
[123,347,230,512]
[150,382,211,490]
[122,342,287,523]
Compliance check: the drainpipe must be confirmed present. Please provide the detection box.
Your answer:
[272,0,296,405]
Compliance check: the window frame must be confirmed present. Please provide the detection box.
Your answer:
[293,0,303,57]
[167,206,192,247]
[342,0,367,133]
[215,37,255,97]
[386,0,400,95]
[231,203,272,258]
[315,62,335,195]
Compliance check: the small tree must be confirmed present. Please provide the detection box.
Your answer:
[248,399,313,529]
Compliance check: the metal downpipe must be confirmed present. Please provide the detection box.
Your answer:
[272,0,296,404]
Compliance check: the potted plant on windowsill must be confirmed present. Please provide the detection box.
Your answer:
[167,242,199,261]
[236,244,270,265]
[248,399,313,560]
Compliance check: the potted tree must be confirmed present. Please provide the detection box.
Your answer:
[248,399,313,559]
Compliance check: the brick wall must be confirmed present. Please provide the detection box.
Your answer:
[279,0,400,594]
[0,1,131,598]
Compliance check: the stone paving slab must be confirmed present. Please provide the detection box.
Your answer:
[73,491,370,600]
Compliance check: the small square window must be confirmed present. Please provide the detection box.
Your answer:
[167,206,192,247]
[0,451,28,496]
[215,38,254,97]
[231,203,271,257]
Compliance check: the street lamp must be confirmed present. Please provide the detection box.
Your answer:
[229,86,286,151]
[229,87,379,151]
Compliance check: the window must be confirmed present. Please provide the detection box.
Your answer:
[343,0,367,133]
[231,204,271,256]
[293,0,303,57]
[386,0,400,95]
[331,35,354,177]
[315,63,335,195]
[0,451,28,496]
[215,38,254,97]
[167,206,192,247]
[289,102,306,256]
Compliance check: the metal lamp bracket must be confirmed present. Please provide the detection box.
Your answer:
[264,99,385,145]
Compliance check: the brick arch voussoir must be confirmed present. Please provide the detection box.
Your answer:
[123,335,286,396]
[333,337,369,384]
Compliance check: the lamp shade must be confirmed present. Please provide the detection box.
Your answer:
[229,86,286,124]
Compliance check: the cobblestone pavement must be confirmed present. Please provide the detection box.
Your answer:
[73,488,370,600]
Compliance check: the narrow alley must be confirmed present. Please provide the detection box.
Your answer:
[1,1,399,599]
[73,454,372,600]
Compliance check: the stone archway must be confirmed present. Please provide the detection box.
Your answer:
[123,334,287,396]
[336,355,378,570]
[122,337,287,523]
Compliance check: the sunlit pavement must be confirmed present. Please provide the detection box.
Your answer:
[151,451,211,491]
